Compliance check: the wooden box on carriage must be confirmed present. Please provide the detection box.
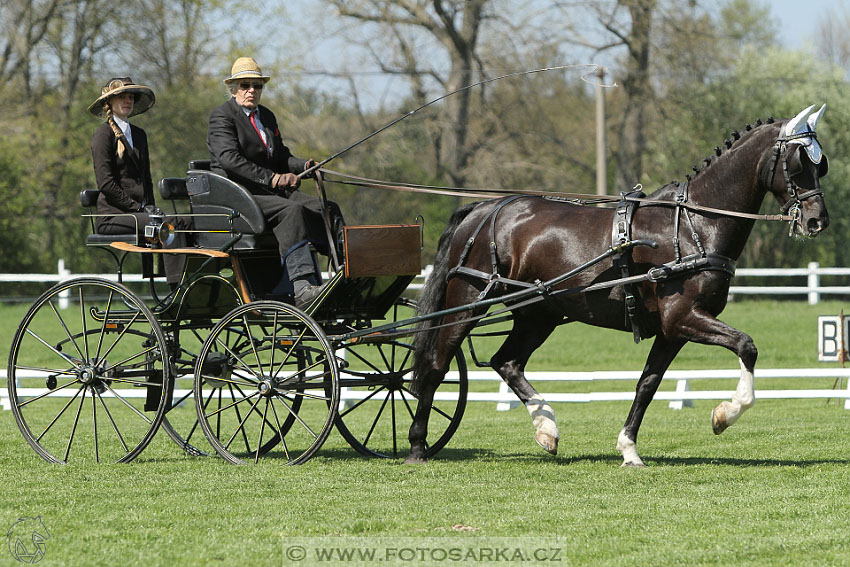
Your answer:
[343,224,421,277]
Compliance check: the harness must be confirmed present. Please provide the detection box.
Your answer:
[769,131,825,224]
[612,189,645,343]
[441,128,823,341]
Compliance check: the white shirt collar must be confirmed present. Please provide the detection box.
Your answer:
[113,115,133,148]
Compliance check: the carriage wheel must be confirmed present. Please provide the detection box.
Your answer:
[194,301,339,465]
[159,275,244,457]
[333,298,468,459]
[7,278,170,463]
[158,321,216,457]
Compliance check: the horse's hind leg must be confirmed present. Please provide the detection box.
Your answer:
[617,335,685,467]
[405,316,478,464]
[490,314,560,455]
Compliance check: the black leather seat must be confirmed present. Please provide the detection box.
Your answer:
[185,170,277,251]
[80,190,138,246]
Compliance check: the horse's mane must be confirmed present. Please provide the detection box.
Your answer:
[645,117,778,201]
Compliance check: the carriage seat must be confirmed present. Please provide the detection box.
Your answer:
[185,169,277,251]
[80,190,137,246]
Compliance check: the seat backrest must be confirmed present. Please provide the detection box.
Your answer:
[158,177,189,200]
[186,170,266,235]
[188,159,211,171]
[80,189,100,208]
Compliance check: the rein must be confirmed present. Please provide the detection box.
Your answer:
[321,169,796,223]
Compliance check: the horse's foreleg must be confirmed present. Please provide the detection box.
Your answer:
[617,336,685,467]
[669,309,758,435]
[712,357,756,434]
[491,317,559,455]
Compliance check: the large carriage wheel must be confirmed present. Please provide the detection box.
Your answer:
[159,276,244,457]
[159,320,216,457]
[333,298,467,459]
[7,278,170,463]
[194,301,339,465]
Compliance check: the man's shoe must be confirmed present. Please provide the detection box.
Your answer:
[294,283,325,308]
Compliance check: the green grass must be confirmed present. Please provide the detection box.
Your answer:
[2,300,850,566]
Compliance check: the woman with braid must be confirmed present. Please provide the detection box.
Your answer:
[89,77,186,286]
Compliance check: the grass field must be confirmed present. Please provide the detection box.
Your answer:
[2,299,850,566]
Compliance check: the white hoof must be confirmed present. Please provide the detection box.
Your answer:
[534,431,559,455]
[616,429,644,467]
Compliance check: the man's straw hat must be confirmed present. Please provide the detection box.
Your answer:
[224,57,271,84]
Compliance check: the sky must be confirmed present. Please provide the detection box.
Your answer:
[768,0,842,48]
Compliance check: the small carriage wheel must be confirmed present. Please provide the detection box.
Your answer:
[7,277,170,463]
[159,276,244,457]
[193,301,339,465]
[332,298,468,459]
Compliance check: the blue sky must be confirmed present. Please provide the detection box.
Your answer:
[768,0,841,48]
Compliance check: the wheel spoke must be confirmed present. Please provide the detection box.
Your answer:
[35,385,85,441]
[94,389,129,452]
[48,301,85,361]
[64,387,87,462]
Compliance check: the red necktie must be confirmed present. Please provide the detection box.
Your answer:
[249,111,270,157]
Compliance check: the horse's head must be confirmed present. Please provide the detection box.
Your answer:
[763,105,830,237]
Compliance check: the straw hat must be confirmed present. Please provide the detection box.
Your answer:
[224,57,270,84]
[88,77,155,117]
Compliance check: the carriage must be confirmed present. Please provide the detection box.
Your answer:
[6,105,832,467]
[6,162,468,465]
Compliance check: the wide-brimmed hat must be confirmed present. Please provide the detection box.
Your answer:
[224,57,270,84]
[88,77,155,118]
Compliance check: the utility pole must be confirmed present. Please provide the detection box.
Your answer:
[596,66,607,196]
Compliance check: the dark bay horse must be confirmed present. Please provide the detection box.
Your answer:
[407,105,831,466]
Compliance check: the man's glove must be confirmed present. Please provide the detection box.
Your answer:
[271,172,300,195]
[143,205,164,216]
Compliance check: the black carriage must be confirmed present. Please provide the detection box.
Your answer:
[6,164,467,464]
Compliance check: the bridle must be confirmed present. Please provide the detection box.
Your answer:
[767,130,826,221]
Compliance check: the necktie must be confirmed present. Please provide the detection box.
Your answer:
[249,111,270,157]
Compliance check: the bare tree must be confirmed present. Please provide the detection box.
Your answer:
[327,0,490,186]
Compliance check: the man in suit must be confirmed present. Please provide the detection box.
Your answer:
[207,57,340,307]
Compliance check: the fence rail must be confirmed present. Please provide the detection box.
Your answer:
[0,261,848,304]
[4,368,850,412]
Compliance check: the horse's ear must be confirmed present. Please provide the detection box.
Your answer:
[807,104,826,131]
[785,105,815,136]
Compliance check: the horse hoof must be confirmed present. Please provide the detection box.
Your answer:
[403,455,427,464]
[711,405,729,435]
[534,431,559,455]
[621,460,646,468]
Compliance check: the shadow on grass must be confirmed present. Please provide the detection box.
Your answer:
[132,445,850,469]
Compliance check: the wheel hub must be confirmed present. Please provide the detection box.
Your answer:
[258,379,274,397]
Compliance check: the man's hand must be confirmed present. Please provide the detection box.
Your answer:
[142,204,164,216]
[303,159,318,178]
[271,172,300,194]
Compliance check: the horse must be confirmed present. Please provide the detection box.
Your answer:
[407,105,831,466]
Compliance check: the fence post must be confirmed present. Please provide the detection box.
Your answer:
[496,381,520,411]
[668,379,694,410]
[808,261,820,305]
[58,258,70,309]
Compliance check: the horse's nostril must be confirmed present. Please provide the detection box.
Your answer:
[807,217,825,234]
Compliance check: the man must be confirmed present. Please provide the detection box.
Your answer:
[207,56,339,307]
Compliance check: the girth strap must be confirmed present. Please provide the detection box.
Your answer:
[448,195,528,301]
[611,189,645,343]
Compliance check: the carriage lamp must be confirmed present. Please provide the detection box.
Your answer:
[144,215,176,247]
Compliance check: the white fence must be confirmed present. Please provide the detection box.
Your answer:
[4,367,850,412]
[0,260,849,304]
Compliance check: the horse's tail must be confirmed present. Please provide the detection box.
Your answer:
[410,202,479,396]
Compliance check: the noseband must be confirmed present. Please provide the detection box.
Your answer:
[768,132,825,216]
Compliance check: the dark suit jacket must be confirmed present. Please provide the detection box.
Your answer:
[207,97,308,194]
[91,121,155,215]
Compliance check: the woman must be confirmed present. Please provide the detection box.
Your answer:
[88,77,185,285]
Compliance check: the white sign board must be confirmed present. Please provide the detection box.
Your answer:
[818,315,849,362]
